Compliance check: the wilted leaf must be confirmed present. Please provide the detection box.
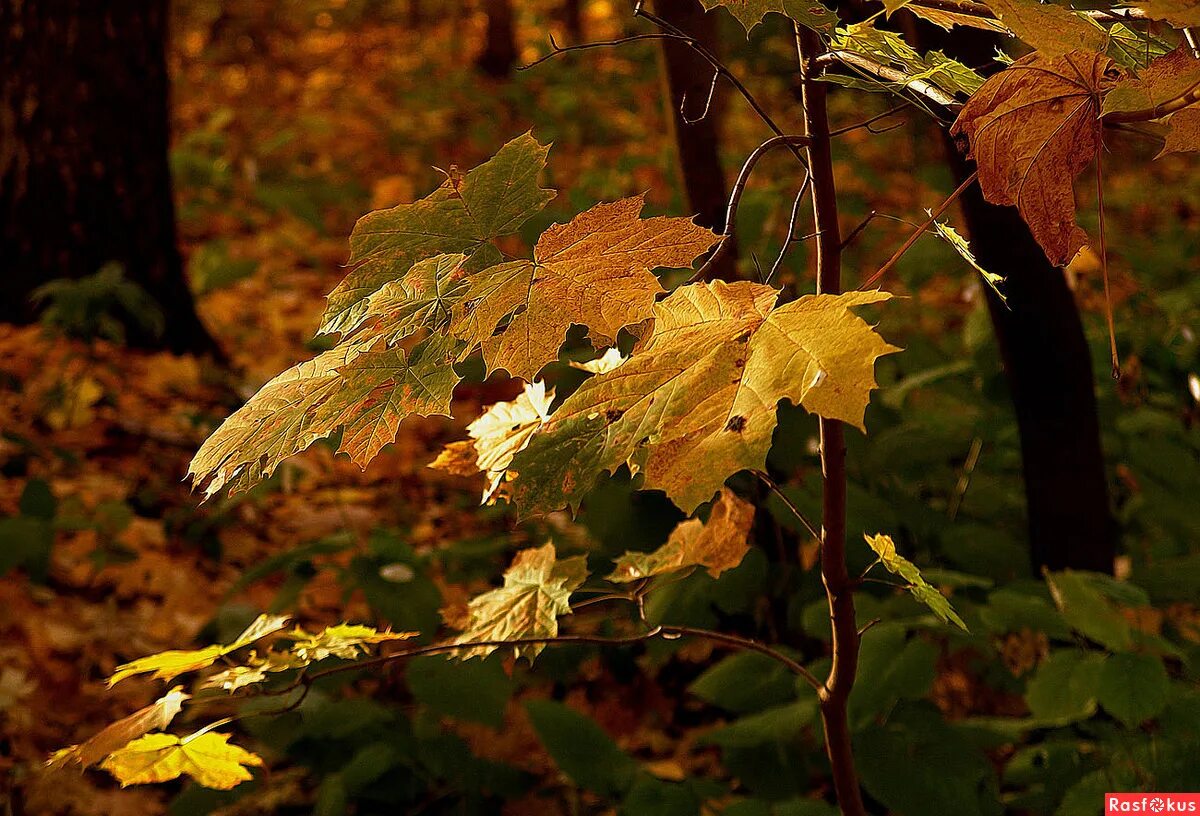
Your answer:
[510,282,898,514]
[699,0,836,33]
[189,334,462,497]
[109,615,291,686]
[48,687,189,769]
[1102,46,1200,116]
[100,731,263,790]
[450,196,719,381]
[610,488,755,581]
[951,50,1122,266]
[984,0,1106,56]
[322,132,554,335]
[453,543,587,661]
[865,534,967,630]
[929,217,1006,303]
[287,624,416,662]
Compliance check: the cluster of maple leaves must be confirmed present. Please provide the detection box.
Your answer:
[49,0,1200,796]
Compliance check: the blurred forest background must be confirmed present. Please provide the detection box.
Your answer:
[2,0,1199,814]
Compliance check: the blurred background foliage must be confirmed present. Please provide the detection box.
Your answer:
[1,0,1198,813]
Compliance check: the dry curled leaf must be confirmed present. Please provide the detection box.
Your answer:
[1160,108,1200,155]
[951,50,1123,266]
[451,195,720,381]
[609,488,755,581]
[984,0,1106,56]
[510,281,898,514]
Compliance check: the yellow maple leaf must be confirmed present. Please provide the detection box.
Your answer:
[100,731,263,790]
[286,623,416,663]
[610,488,755,581]
[451,195,720,381]
[511,281,899,513]
[47,687,189,769]
[454,543,587,662]
[108,614,290,686]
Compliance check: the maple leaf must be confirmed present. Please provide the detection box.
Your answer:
[189,334,461,497]
[865,534,967,630]
[831,23,985,99]
[428,382,556,501]
[453,542,588,661]
[570,347,629,374]
[47,687,189,769]
[1160,108,1200,155]
[1102,46,1200,116]
[904,3,1008,32]
[286,623,416,662]
[341,253,473,345]
[322,132,554,336]
[609,488,755,581]
[108,615,290,686]
[510,282,899,514]
[1132,0,1200,27]
[983,0,1106,56]
[450,195,720,381]
[951,50,1123,266]
[699,0,835,32]
[201,650,306,693]
[100,731,263,790]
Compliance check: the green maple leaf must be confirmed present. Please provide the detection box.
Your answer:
[510,281,899,514]
[322,132,554,336]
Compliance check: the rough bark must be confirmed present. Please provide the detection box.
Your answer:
[654,0,739,281]
[0,0,220,355]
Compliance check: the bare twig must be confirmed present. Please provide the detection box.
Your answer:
[816,50,960,110]
[754,470,820,541]
[859,170,978,289]
[691,135,811,282]
[681,70,721,123]
[768,174,814,283]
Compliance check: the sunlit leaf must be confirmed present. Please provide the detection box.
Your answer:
[983,0,1106,56]
[47,687,189,769]
[453,543,587,662]
[450,196,720,381]
[865,534,967,630]
[108,615,291,686]
[929,216,1006,303]
[610,488,755,581]
[511,282,898,514]
[287,624,417,662]
[831,22,985,99]
[100,731,263,790]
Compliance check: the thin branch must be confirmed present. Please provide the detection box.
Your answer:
[690,135,811,282]
[816,50,959,110]
[1096,151,1121,379]
[768,174,814,283]
[754,470,820,541]
[682,70,721,124]
[859,170,978,289]
[830,102,912,137]
[519,32,684,70]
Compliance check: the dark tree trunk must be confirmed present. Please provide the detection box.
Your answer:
[476,0,517,78]
[947,151,1116,574]
[561,0,584,42]
[0,0,220,356]
[654,0,738,281]
[920,23,1116,574]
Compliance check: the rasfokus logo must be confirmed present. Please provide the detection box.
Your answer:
[1106,794,1200,813]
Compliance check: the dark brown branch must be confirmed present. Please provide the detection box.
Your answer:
[795,22,867,816]
[691,135,811,282]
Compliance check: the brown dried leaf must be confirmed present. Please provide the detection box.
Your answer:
[1102,46,1200,115]
[450,196,720,382]
[609,488,754,581]
[984,0,1106,56]
[47,687,189,769]
[1160,108,1200,155]
[951,50,1122,266]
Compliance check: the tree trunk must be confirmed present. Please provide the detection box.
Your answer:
[654,0,739,281]
[892,18,1116,575]
[0,0,220,356]
[561,0,584,43]
[476,0,517,78]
